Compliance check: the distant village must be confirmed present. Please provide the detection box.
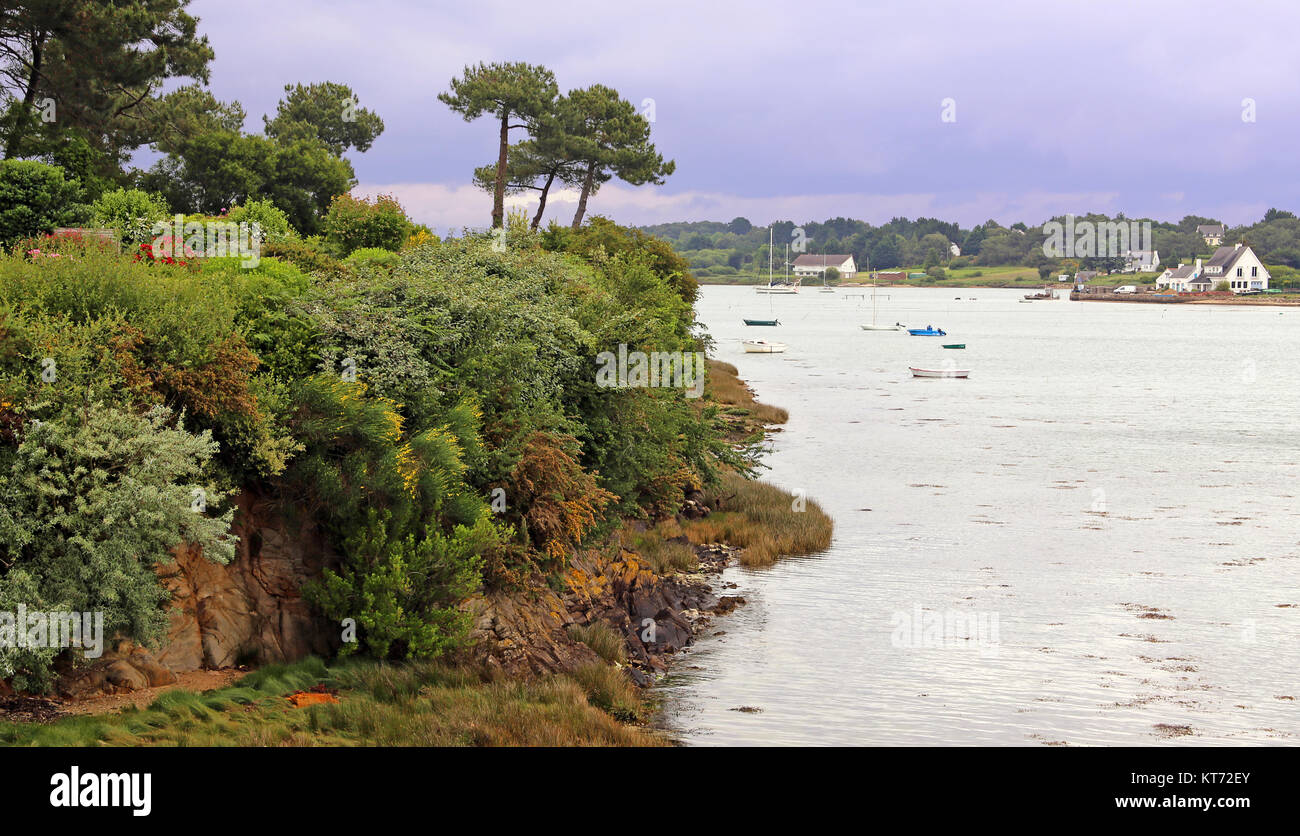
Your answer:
[791,223,1274,296]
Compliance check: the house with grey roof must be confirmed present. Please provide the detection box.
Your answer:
[1202,243,1268,291]
[1196,223,1226,247]
[1156,243,1269,292]
[1121,249,1160,273]
[792,254,856,280]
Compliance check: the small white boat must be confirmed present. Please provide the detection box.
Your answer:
[910,367,969,378]
[755,284,799,294]
[861,323,906,331]
[743,339,788,354]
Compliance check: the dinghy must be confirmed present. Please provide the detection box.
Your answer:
[743,339,787,354]
[907,327,946,336]
[743,318,779,326]
[941,344,965,349]
[910,367,969,378]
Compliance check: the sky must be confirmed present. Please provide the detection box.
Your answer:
[188,0,1300,234]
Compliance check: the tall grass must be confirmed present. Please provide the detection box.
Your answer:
[627,524,698,574]
[684,471,833,566]
[567,622,627,664]
[0,657,665,747]
[708,360,788,424]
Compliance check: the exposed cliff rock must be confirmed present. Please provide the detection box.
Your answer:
[52,491,340,698]
[48,486,745,699]
[463,542,744,684]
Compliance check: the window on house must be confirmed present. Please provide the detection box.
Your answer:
[1236,267,1243,277]
[1252,266,1258,277]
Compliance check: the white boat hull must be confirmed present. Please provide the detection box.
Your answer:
[755,286,798,294]
[743,340,788,353]
[861,324,905,331]
[910,367,969,378]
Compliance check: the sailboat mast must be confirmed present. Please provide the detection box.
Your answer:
[768,226,774,287]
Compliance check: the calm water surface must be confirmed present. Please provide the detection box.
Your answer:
[660,285,1300,745]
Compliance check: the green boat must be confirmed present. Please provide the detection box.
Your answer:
[942,343,965,349]
[743,318,779,326]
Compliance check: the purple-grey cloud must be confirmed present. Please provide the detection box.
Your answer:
[188,0,1300,228]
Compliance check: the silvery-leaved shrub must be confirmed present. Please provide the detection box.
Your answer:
[0,404,235,692]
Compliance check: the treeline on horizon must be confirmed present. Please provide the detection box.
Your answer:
[643,209,1300,280]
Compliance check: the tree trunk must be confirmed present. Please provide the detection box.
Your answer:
[571,163,596,230]
[492,110,509,228]
[531,169,557,230]
[3,33,44,160]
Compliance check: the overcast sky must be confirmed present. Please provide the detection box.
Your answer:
[189,0,1300,233]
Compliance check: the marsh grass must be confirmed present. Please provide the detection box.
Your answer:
[0,657,664,747]
[569,661,643,722]
[627,522,698,574]
[708,360,788,424]
[684,471,833,566]
[566,622,627,664]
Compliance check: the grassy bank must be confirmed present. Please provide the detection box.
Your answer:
[682,471,833,566]
[0,657,664,746]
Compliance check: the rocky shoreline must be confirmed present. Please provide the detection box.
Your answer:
[1,366,790,735]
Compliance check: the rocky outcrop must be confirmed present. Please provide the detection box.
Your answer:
[51,490,341,698]
[46,485,744,699]
[154,491,340,671]
[463,541,745,684]
[56,641,177,699]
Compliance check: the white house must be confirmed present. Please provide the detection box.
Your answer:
[792,254,857,280]
[1155,244,1269,292]
[1156,259,1201,291]
[1201,243,1269,291]
[1196,223,1226,247]
[949,243,961,257]
[1122,249,1160,273]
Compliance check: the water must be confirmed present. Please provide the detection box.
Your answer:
[660,285,1300,745]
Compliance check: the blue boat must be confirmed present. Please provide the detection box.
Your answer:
[743,318,779,326]
[907,327,947,336]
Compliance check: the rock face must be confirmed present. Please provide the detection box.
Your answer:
[45,488,745,698]
[154,491,340,671]
[52,491,342,698]
[464,543,742,683]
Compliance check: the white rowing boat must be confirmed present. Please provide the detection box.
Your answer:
[910,367,969,378]
[743,339,788,354]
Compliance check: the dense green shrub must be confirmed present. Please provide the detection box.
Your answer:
[226,198,293,241]
[0,161,82,247]
[0,217,749,679]
[322,193,414,256]
[262,237,347,275]
[0,404,234,691]
[89,187,171,246]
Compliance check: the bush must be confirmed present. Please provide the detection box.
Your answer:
[89,187,171,247]
[343,247,400,269]
[226,198,293,241]
[322,193,414,256]
[0,160,82,247]
[262,237,347,275]
[0,405,235,691]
